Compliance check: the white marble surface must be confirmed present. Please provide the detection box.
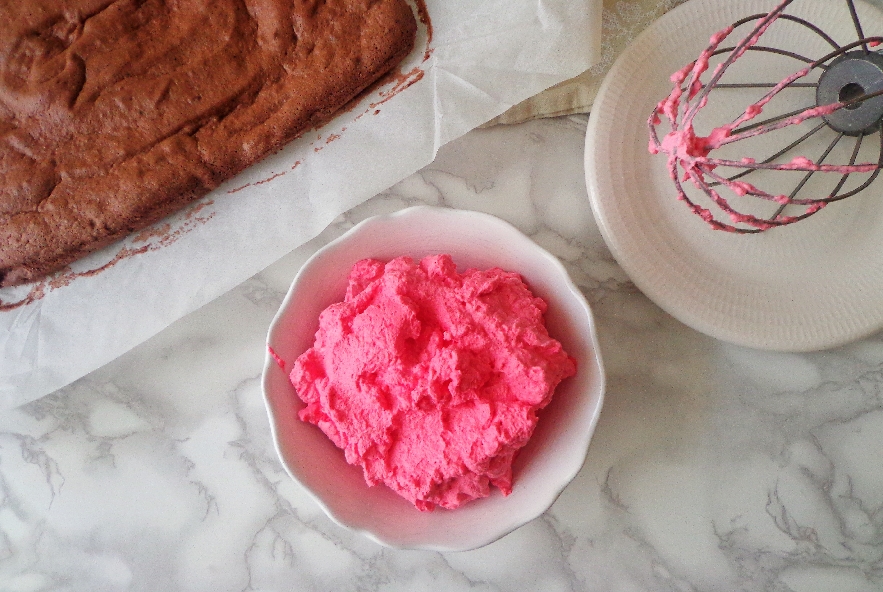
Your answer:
[2,115,883,591]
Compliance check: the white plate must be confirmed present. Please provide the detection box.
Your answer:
[262,206,605,551]
[585,0,883,351]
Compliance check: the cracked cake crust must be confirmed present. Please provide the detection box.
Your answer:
[0,0,417,286]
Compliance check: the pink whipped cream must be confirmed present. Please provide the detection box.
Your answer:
[290,254,576,511]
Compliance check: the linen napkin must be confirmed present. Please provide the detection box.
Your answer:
[485,0,689,124]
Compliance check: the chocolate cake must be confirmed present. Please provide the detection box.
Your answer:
[0,0,417,287]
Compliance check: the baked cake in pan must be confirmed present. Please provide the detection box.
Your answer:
[0,0,417,286]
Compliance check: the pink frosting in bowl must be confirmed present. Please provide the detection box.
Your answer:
[291,254,577,511]
[262,206,604,551]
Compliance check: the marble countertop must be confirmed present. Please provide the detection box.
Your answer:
[2,114,883,591]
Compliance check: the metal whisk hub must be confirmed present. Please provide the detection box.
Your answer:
[817,50,883,135]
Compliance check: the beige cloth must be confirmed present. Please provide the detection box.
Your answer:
[485,0,689,125]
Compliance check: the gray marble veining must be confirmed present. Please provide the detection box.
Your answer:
[1,115,882,591]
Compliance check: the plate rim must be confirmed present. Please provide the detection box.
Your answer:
[584,0,883,352]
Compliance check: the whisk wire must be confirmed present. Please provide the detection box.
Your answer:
[709,120,827,186]
[770,130,845,218]
[649,0,883,232]
[683,0,796,123]
[846,0,870,54]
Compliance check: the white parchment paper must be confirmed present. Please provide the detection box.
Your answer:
[0,0,601,410]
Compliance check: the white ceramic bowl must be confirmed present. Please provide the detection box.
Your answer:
[262,206,605,551]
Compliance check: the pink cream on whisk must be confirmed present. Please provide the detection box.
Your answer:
[648,0,881,232]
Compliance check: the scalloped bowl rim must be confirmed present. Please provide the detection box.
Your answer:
[261,206,605,552]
